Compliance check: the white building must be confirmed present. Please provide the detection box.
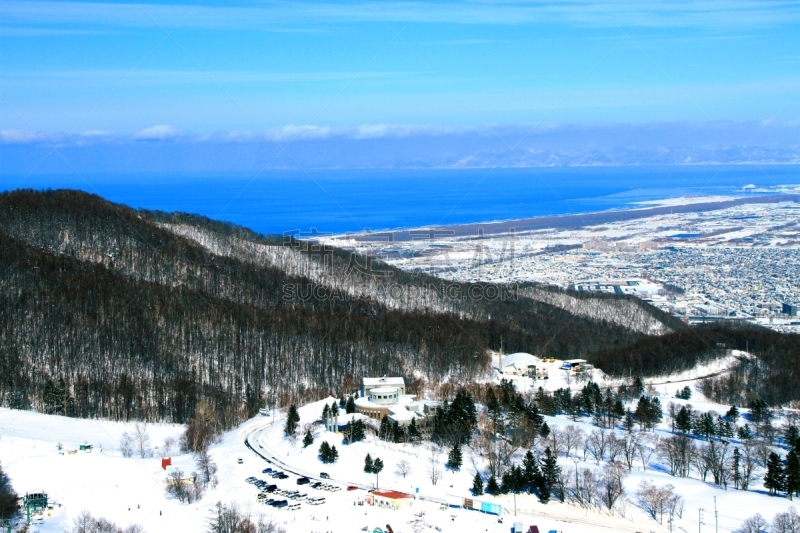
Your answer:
[355,376,424,426]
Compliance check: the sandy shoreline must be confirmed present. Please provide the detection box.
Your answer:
[331,193,798,242]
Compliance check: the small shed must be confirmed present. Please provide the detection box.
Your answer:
[561,359,588,372]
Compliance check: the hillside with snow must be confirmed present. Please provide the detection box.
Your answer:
[3,354,799,533]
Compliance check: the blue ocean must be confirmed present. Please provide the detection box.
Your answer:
[2,165,798,235]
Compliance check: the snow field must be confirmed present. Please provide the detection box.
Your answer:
[2,354,799,533]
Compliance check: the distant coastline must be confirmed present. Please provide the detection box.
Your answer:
[335,193,799,242]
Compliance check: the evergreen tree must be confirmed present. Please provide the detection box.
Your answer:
[748,398,771,425]
[364,453,374,473]
[339,395,346,409]
[391,421,404,443]
[612,399,626,420]
[408,417,420,441]
[322,404,330,425]
[0,462,19,521]
[764,452,786,496]
[373,457,384,477]
[632,376,644,398]
[353,419,366,442]
[786,449,800,500]
[446,443,463,472]
[540,447,561,502]
[472,473,484,496]
[539,421,551,440]
[785,425,800,449]
[329,444,339,463]
[695,412,716,440]
[345,396,356,414]
[500,469,513,494]
[379,415,391,441]
[285,404,300,436]
[725,405,739,422]
[732,447,742,490]
[623,409,635,432]
[329,402,339,418]
[486,475,500,495]
[738,424,753,440]
[635,396,662,431]
[509,465,525,493]
[522,450,540,494]
[675,406,692,433]
[302,429,313,448]
[318,441,331,463]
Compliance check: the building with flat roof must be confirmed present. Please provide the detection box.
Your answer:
[362,376,406,396]
[355,376,425,426]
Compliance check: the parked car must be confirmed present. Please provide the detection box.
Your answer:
[310,482,322,489]
[237,457,243,464]
[297,477,310,485]
[245,477,257,483]
[320,472,330,479]
[347,485,358,491]
[262,468,273,474]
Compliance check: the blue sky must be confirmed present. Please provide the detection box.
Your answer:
[1,0,799,168]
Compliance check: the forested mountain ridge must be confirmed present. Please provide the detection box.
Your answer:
[0,189,707,428]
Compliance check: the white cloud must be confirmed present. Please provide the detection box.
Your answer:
[133,124,181,140]
[0,129,40,143]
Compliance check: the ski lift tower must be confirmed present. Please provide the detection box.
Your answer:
[23,491,48,523]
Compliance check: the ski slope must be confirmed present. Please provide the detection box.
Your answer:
[1,353,798,533]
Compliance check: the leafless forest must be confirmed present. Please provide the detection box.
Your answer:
[0,190,795,430]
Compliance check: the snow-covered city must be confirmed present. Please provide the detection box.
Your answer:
[330,195,800,333]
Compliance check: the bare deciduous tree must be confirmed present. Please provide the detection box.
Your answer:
[658,434,694,478]
[635,480,681,525]
[771,507,800,533]
[119,432,133,458]
[562,425,584,459]
[638,435,658,472]
[68,510,148,533]
[620,432,641,471]
[134,422,151,458]
[737,513,769,533]
[427,447,442,486]
[739,440,760,491]
[548,426,565,457]
[206,501,286,533]
[395,459,412,479]
[599,461,628,513]
[586,429,610,464]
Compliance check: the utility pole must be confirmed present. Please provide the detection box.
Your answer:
[714,496,718,533]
